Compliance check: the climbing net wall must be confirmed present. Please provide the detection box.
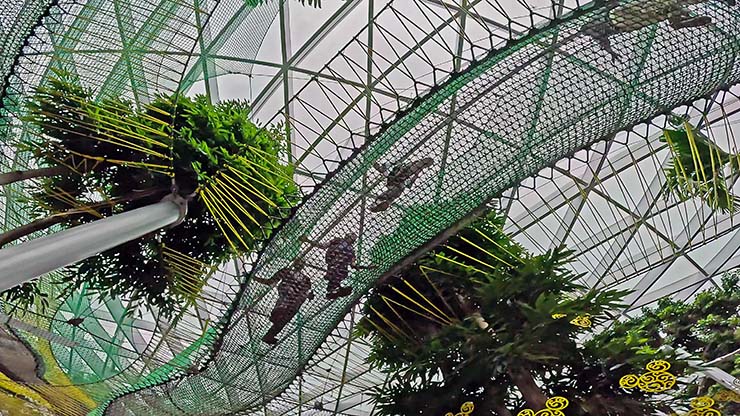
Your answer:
[2,0,740,415]
[0,0,283,413]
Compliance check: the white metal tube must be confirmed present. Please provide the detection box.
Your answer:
[0,197,186,292]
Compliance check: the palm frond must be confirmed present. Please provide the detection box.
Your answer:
[661,123,740,213]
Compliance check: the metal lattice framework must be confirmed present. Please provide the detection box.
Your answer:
[1,0,740,415]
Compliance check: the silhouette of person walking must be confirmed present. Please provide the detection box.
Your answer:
[300,233,374,299]
[371,157,434,212]
[253,259,314,344]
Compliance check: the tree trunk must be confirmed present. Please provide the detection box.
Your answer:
[482,385,513,416]
[0,165,71,186]
[0,187,168,247]
[0,325,44,385]
[508,367,548,410]
[491,402,513,416]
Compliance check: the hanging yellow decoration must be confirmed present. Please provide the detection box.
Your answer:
[444,401,474,416]
[687,396,721,416]
[550,313,592,328]
[714,389,740,403]
[569,315,592,328]
[619,360,676,393]
[162,245,215,304]
[516,396,569,416]
[199,156,286,253]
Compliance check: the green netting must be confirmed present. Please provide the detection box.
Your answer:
[0,0,55,99]
[0,0,57,278]
[108,1,740,415]
[0,0,277,414]
[2,0,740,415]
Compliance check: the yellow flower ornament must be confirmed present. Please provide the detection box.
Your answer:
[445,401,474,416]
[550,313,592,328]
[686,396,721,415]
[619,360,676,393]
[714,389,740,403]
[517,396,569,416]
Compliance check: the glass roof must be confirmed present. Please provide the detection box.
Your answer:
[190,1,740,413]
[2,0,739,414]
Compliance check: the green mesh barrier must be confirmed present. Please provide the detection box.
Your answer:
[0,0,56,274]
[50,290,147,385]
[89,327,217,416]
[108,1,740,414]
[0,0,276,413]
[2,0,740,414]
[0,0,55,98]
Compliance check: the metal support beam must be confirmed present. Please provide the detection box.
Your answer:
[551,140,612,248]
[279,0,295,161]
[506,137,659,235]
[435,0,470,200]
[194,0,220,103]
[252,0,362,114]
[598,211,740,288]
[623,204,740,309]
[506,92,739,239]
[582,152,669,287]
[628,255,738,309]
[0,197,186,291]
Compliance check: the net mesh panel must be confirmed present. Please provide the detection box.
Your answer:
[111,1,740,415]
[0,0,275,414]
[0,0,56,274]
[0,0,739,415]
[0,0,55,99]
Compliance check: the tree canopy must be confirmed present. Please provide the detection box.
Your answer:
[1,73,299,316]
[588,273,740,415]
[356,211,739,415]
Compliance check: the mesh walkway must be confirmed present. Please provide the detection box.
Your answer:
[109,1,740,414]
